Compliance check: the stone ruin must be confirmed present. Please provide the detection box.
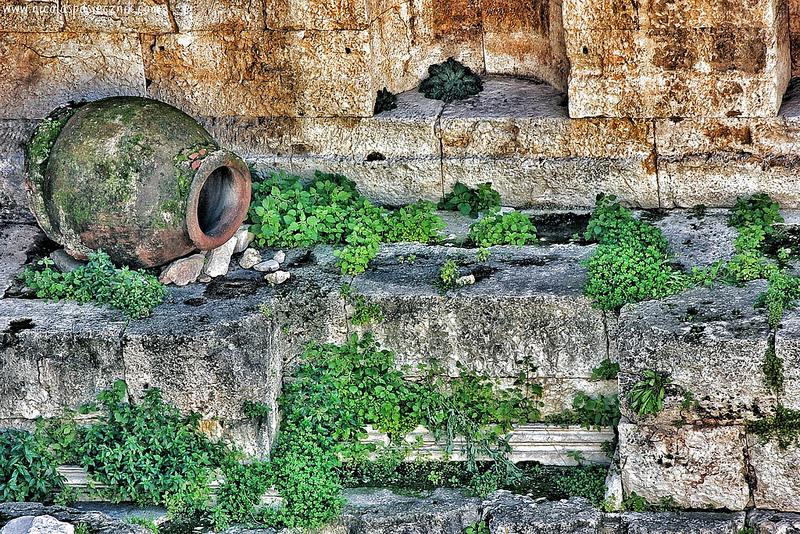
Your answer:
[4,0,800,531]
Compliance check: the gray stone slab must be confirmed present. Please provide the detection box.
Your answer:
[644,209,737,269]
[617,281,772,424]
[0,503,148,534]
[747,435,800,512]
[620,511,746,533]
[748,510,800,533]
[481,491,603,534]
[0,224,48,298]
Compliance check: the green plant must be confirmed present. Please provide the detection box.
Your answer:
[759,271,800,328]
[0,429,65,502]
[248,172,443,275]
[582,195,687,310]
[438,182,501,218]
[590,359,619,381]
[419,58,483,103]
[438,260,460,291]
[384,201,444,243]
[242,401,272,420]
[621,492,649,512]
[21,251,166,319]
[629,370,671,417]
[74,524,89,534]
[464,520,490,534]
[550,465,607,504]
[763,347,785,395]
[729,193,783,231]
[374,88,397,114]
[476,248,491,262]
[126,516,159,533]
[545,393,620,430]
[350,296,384,326]
[210,461,274,530]
[748,405,800,449]
[468,212,537,247]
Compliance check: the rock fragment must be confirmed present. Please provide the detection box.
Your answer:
[203,236,237,278]
[158,253,205,286]
[264,271,290,285]
[239,248,261,269]
[233,225,255,253]
[254,259,280,272]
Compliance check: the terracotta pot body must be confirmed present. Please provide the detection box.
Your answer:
[25,97,251,268]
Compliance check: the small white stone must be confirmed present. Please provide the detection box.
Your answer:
[456,274,475,287]
[202,236,237,278]
[253,259,280,272]
[265,271,290,285]
[273,250,286,264]
[233,225,255,253]
[238,248,261,269]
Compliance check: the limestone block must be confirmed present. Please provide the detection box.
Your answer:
[792,0,800,76]
[0,224,48,298]
[481,0,568,90]
[618,422,750,510]
[775,310,800,412]
[369,0,485,93]
[0,120,36,222]
[199,116,294,165]
[348,244,611,379]
[171,0,263,31]
[482,492,603,533]
[0,33,146,120]
[656,116,800,208]
[648,210,738,268]
[143,30,375,119]
[562,0,638,30]
[0,299,128,421]
[620,511,747,533]
[617,282,773,424]
[264,0,369,29]
[0,0,65,31]
[748,510,800,532]
[747,435,800,512]
[565,5,791,118]
[61,0,173,32]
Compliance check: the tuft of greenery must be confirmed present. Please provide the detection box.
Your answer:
[545,393,620,430]
[374,88,398,114]
[248,172,443,275]
[468,212,537,247]
[349,295,384,326]
[21,251,166,319]
[419,58,483,103]
[590,359,620,381]
[476,248,491,262]
[465,520,490,534]
[729,193,783,231]
[126,516,159,533]
[242,401,272,420]
[629,370,671,417]
[747,405,800,449]
[582,195,688,310]
[759,271,800,328]
[438,260,460,291]
[0,429,65,502]
[763,347,784,396]
[438,182,501,218]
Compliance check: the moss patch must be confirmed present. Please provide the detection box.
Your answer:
[26,107,78,189]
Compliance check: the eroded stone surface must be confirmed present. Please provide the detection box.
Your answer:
[0,503,147,534]
[0,224,48,299]
[646,210,737,268]
[618,422,750,510]
[620,511,746,533]
[618,281,772,424]
[0,33,146,120]
[0,119,36,223]
[748,435,800,512]
[482,491,602,533]
[748,509,800,533]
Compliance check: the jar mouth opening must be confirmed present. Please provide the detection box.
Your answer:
[186,150,251,250]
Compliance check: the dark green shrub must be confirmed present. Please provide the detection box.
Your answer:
[629,370,671,417]
[591,359,620,380]
[374,88,398,114]
[729,193,783,231]
[419,58,483,103]
[468,212,537,247]
[0,429,65,502]
[21,251,166,318]
[384,201,445,243]
[438,182,500,218]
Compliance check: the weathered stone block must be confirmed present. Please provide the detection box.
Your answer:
[747,435,800,512]
[618,422,750,510]
[0,224,47,299]
[265,0,369,29]
[648,210,737,268]
[0,299,127,422]
[0,33,146,120]
[143,30,375,119]
[481,0,568,90]
[0,0,65,31]
[171,0,263,31]
[122,286,282,454]
[775,310,800,412]
[198,116,294,162]
[620,511,747,533]
[369,0,485,93]
[482,492,603,533]
[748,509,800,532]
[618,282,772,424]
[0,119,36,222]
[348,244,611,379]
[564,0,791,118]
[61,0,173,32]
[792,0,800,76]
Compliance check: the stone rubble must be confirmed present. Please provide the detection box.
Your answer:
[203,235,237,278]
[233,225,255,253]
[1,515,74,534]
[264,271,291,285]
[273,250,286,264]
[254,259,281,272]
[239,248,262,269]
[158,253,206,286]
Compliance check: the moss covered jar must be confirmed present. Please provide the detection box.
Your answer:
[25,97,251,268]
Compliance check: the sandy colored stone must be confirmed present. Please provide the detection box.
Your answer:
[369,0,485,94]
[618,282,773,424]
[199,116,294,161]
[0,0,65,31]
[203,236,236,277]
[0,33,146,120]
[747,435,800,512]
[61,0,173,32]
[792,0,800,76]
[481,0,568,90]
[265,0,369,29]
[775,310,800,412]
[618,422,750,510]
[171,0,263,31]
[144,30,374,118]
